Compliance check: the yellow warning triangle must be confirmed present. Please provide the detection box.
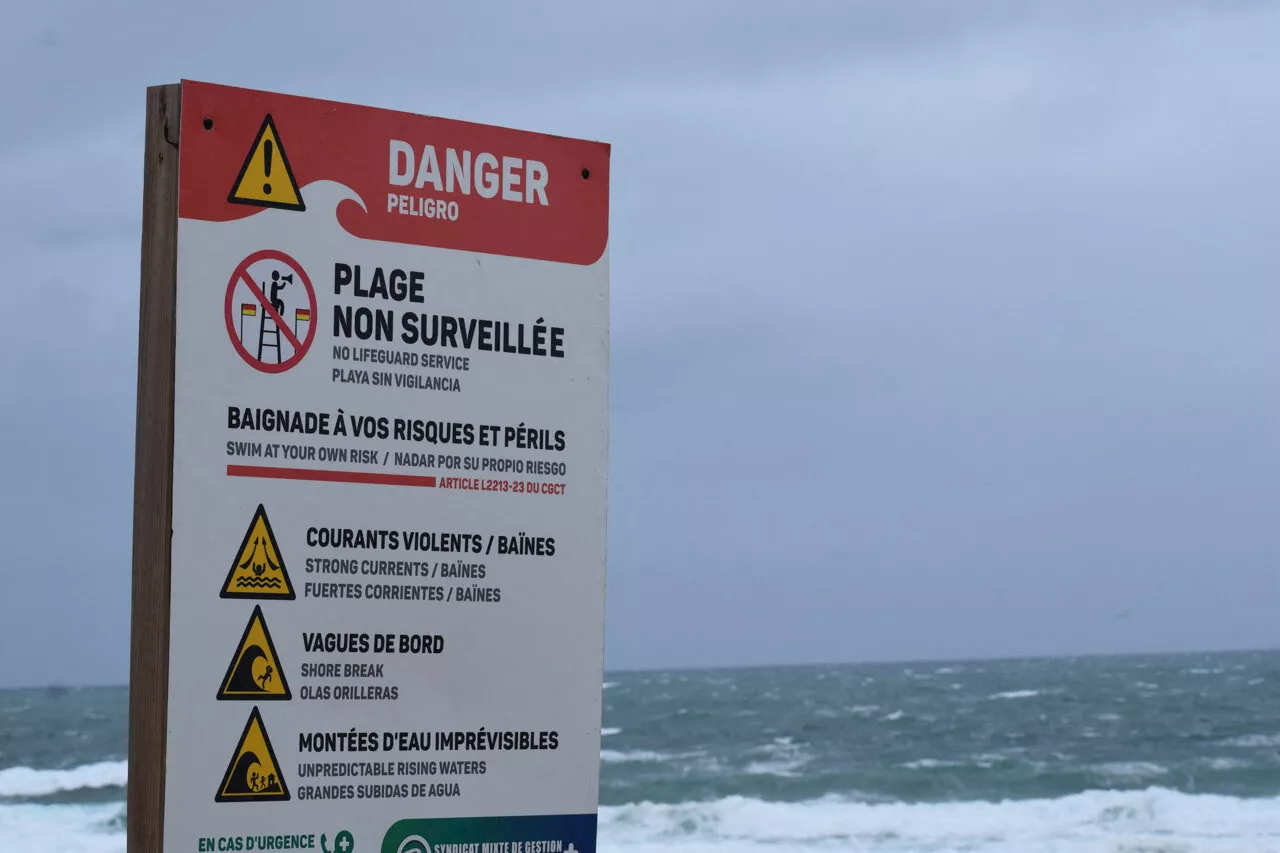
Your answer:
[221,504,295,600]
[215,706,290,803]
[217,605,291,701]
[227,114,305,211]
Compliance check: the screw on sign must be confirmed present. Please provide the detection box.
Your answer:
[224,250,317,373]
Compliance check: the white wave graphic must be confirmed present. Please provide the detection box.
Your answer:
[0,762,127,798]
[602,727,622,736]
[296,178,368,214]
[189,179,368,255]
[987,689,1040,700]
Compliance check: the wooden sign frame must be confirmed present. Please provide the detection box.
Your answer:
[129,82,181,853]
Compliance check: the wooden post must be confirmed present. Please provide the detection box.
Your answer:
[128,81,181,853]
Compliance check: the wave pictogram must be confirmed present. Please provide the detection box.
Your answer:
[234,577,284,589]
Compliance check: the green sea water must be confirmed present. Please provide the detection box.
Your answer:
[7,651,1280,851]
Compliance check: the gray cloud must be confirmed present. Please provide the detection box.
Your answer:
[3,0,1280,686]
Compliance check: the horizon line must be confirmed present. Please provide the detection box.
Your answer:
[5,643,1280,692]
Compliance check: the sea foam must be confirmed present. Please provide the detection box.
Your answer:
[10,787,1280,853]
[0,803,123,853]
[597,788,1280,852]
[0,762,127,798]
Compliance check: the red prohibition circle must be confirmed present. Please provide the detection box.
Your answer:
[224,249,318,374]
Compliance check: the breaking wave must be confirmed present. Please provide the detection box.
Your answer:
[0,762,127,799]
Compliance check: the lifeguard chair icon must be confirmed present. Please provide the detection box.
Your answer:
[256,270,292,363]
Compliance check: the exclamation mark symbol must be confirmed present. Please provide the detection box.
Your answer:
[262,139,274,196]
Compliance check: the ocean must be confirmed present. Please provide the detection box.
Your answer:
[6,651,1280,852]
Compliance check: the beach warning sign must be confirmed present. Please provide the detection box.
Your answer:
[214,707,290,802]
[220,504,294,600]
[216,606,291,701]
[132,80,609,853]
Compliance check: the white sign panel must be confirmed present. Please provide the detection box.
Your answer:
[162,80,610,853]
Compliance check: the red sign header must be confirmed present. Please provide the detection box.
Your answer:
[178,80,611,265]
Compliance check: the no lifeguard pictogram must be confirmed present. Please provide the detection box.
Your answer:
[224,250,317,373]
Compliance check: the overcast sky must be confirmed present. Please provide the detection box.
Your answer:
[2,0,1280,687]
